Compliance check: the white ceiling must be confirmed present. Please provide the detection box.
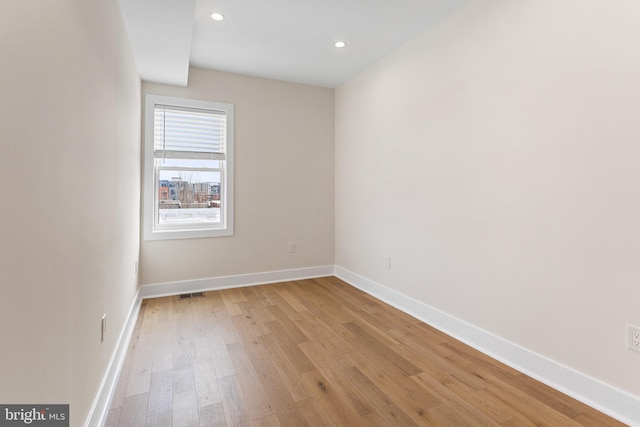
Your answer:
[119,0,469,88]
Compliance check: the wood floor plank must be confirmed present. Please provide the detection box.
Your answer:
[294,310,354,355]
[140,299,159,335]
[300,369,365,427]
[119,393,149,427]
[259,334,312,402]
[152,320,173,373]
[296,397,336,427]
[252,414,282,427]
[192,334,211,366]
[221,288,247,316]
[172,389,199,427]
[125,332,156,397]
[343,321,421,376]
[342,365,420,426]
[145,411,172,427]
[171,354,195,395]
[218,375,252,427]
[266,304,310,344]
[226,343,273,421]
[104,408,121,427]
[480,375,586,426]
[287,280,352,326]
[443,380,514,424]
[209,341,236,379]
[265,320,316,374]
[250,284,289,309]
[193,356,223,408]
[147,369,172,416]
[428,402,502,427]
[439,338,523,381]
[572,411,629,427]
[230,314,272,361]
[411,366,529,427]
[108,277,625,427]
[198,403,226,427]
[274,286,308,313]
[391,337,488,391]
[240,287,278,323]
[212,299,242,345]
[251,356,309,426]
[347,348,442,424]
[298,340,372,416]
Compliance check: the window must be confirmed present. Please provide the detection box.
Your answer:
[143,95,234,240]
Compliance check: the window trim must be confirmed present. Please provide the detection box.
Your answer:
[143,94,234,241]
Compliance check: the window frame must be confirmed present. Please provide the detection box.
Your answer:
[143,94,234,241]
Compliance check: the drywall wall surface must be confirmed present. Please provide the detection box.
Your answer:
[0,0,141,424]
[141,68,334,285]
[335,0,640,396]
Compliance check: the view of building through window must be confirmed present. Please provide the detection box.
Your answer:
[157,170,222,225]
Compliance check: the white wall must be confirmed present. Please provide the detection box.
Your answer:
[336,0,640,398]
[0,0,141,425]
[141,68,334,285]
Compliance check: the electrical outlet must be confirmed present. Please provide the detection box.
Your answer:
[628,325,640,352]
[385,256,391,269]
[135,260,139,275]
[101,314,107,342]
[288,242,296,253]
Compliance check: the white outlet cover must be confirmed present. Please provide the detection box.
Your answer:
[101,314,107,342]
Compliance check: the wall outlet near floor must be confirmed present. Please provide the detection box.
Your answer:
[288,242,296,253]
[385,256,391,269]
[135,260,139,275]
[628,325,640,352]
[101,314,107,342]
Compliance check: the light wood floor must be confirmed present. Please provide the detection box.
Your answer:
[106,277,626,426]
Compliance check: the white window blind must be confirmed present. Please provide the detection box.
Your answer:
[154,105,227,160]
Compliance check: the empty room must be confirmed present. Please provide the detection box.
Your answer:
[1,0,640,426]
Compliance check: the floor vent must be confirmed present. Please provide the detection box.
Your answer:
[179,292,205,299]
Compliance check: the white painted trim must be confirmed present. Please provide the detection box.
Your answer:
[335,265,640,427]
[87,265,640,426]
[142,94,235,241]
[139,265,336,299]
[85,292,142,427]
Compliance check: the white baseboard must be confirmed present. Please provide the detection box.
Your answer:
[335,265,640,427]
[138,265,336,299]
[88,265,640,426]
[85,292,142,427]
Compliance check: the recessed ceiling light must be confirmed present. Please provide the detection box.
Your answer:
[210,12,224,21]
[334,41,347,48]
